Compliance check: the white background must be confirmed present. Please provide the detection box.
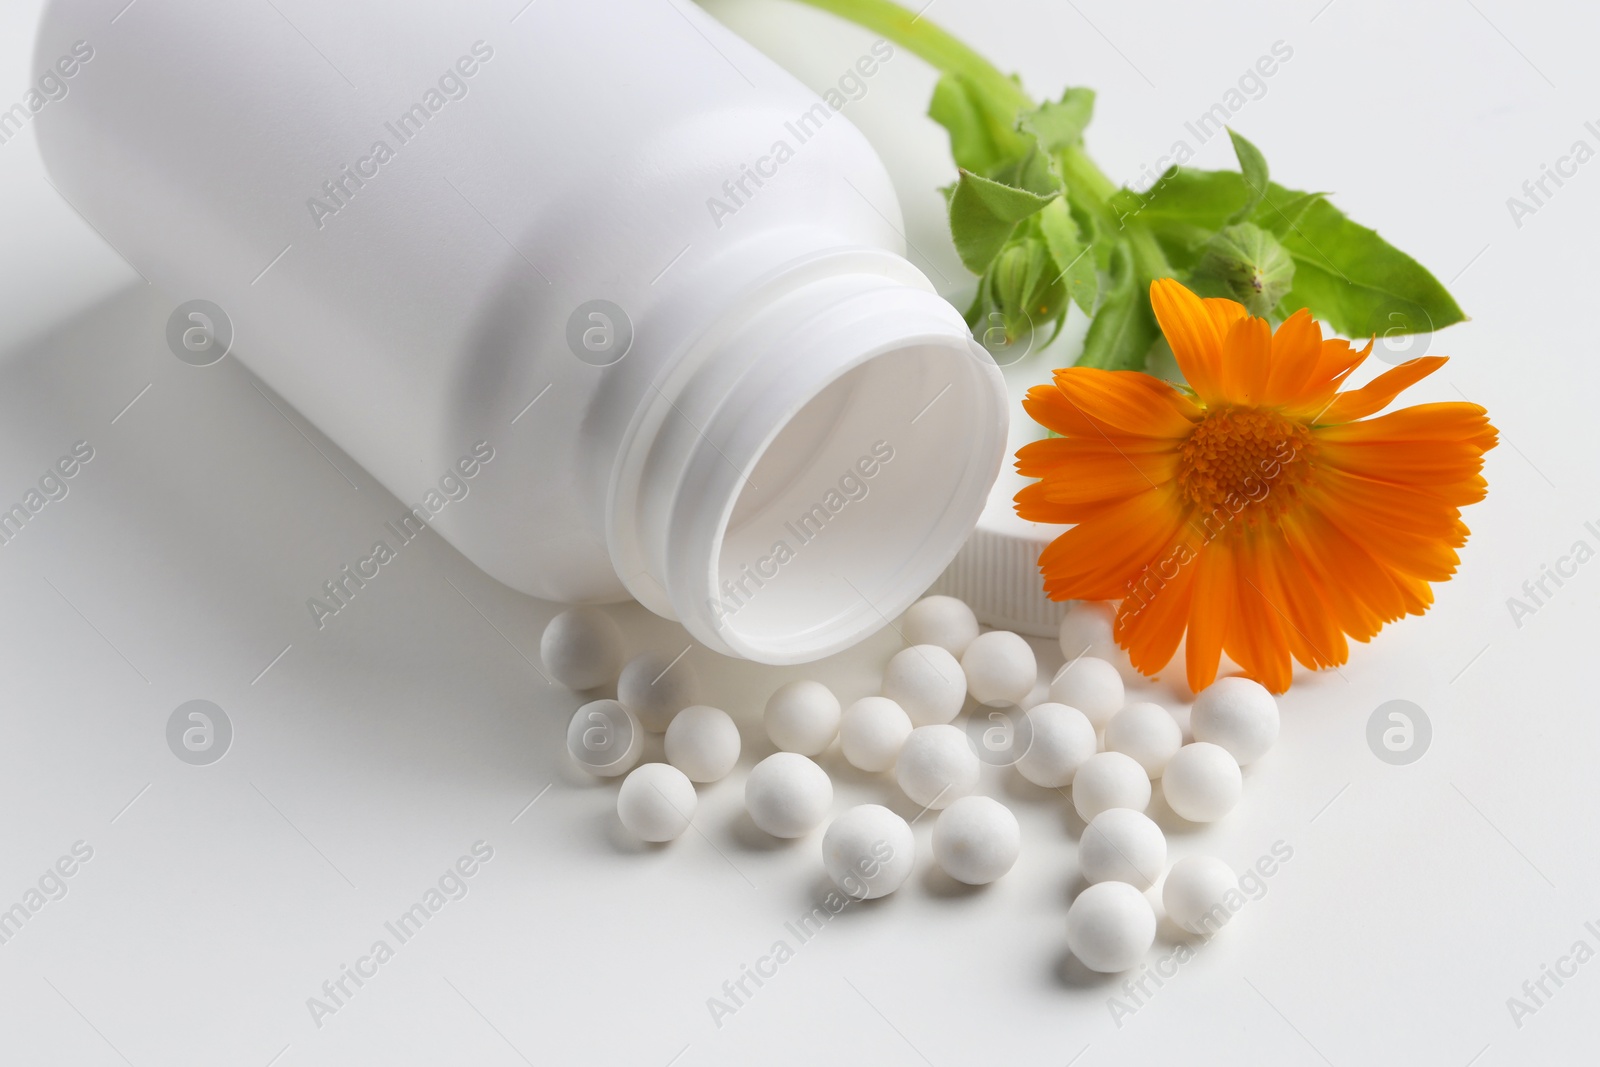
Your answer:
[1,0,1596,1064]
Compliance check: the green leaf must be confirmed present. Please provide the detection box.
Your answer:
[948,169,1058,275]
[1036,198,1098,315]
[1262,189,1465,338]
[1225,128,1269,224]
[1019,87,1096,154]
[988,142,1062,198]
[1067,194,1112,272]
[928,72,1030,177]
[1262,190,1326,237]
[1108,168,1241,272]
[1077,244,1159,372]
[1110,168,1465,336]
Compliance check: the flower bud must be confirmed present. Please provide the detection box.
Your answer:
[1193,223,1294,317]
[987,236,1065,344]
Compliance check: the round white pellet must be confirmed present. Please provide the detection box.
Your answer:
[1104,702,1183,778]
[616,763,696,842]
[961,630,1037,706]
[895,724,979,810]
[540,607,625,690]
[744,753,833,838]
[663,705,741,783]
[1162,743,1243,823]
[1072,751,1152,822]
[1163,856,1238,934]
[1058,601,1118,662]
[617,651,699,733]
[1079,808,1166,890]
[565,699,641,778]
[821,804,915,899]
[900,595,980,658]
[881,645,967,726]
[932,796,1021,885]
[839,697,913,773]
[1191,676,1280,765]
[1014,703,1097,788]
[1048,657,1125,729]
[763,680,841,756]
[1065,881,1156,973]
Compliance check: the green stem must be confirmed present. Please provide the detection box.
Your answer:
[1058,130,1172,282]
[782,0,1174,282]
[785,0,1032,115]
[1055,143,1116,229]
[1056,145,1115,203]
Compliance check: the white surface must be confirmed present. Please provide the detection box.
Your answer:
[1,0,1597,1064]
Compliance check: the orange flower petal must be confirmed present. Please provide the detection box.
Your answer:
[1035,487,1190,601]
[1015,437,1179,512]
[1149,278,1244,405]
[1317,402,1496,503]
[1184,540,1236,692]
[1015,434,1176,478]
[1226,540,1294,693]
[1052,367,1203,438]
[1015,481,1167,527]
[1261,535,1348,672]
[1022,382,1101,438]
[1306,466,1469,582]
[1316,356,1448,424]
[1317,401,1497,451]
[1263,308,1323,406]
[1287,501,1434,632]
[1115,533,1200,679]
[1217,314,1273,407]
[1286,337,1373,417]
[1312,336,1373,388]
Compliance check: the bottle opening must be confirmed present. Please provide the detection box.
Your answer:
[709,340,1003,662]
[610,251,1009,664]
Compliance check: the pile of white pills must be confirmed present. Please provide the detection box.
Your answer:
[545,595,1282,977]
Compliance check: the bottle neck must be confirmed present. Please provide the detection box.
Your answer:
[608,249,1007,664]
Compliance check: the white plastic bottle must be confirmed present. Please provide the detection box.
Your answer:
[35,0,1005,663]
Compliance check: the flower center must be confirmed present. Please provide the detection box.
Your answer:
[1178,407,1314,534]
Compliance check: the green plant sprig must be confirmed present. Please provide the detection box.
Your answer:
[784,0,1464,372]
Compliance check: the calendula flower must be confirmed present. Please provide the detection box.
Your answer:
[1016,278,1497,693]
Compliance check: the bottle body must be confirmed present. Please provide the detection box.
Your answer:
[35,0,1006,662]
